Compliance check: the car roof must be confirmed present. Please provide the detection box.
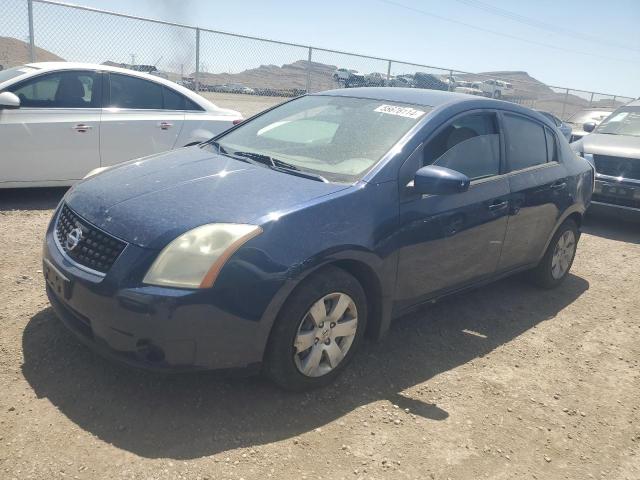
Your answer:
[311,87,533,111]
[22,62,239,116]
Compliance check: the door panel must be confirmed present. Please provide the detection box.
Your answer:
[100,109,184,166]
[395,177,510,309]
[497,114,571,271]
[498,164,569,270]
[99,73,185,166]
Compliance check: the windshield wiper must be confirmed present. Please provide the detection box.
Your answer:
[233,151,328,182]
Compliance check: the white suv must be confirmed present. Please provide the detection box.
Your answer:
[479,79,514,99]
[0,62,242,188]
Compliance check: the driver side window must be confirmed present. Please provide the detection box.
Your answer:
[423,112,501,180]
[9,71,98,108]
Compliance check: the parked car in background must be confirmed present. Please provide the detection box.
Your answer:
[413,72,449,91]
[454,81,484,96]
[571,100,640,219]
[217,83,255,94]
[536,110,572,141]
[479,79,514,98]
[386,74,415,88]
[43,87,593,390]
[364,72,386,87]
[565,107,614,143]
[333,68,365,86]
[0,62,242,188]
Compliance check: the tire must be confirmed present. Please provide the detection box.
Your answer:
[264,266,367,391]
[528,219,579,289]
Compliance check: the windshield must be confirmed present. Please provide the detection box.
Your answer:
[566,109,612,124]
[0,66,37,85]
[595,107,640,137]
[215,95,430,182]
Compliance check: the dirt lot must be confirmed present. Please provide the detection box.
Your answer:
[199,92,286,118]
[0,188,639,480]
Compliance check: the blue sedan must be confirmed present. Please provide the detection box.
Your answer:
[43,88,594,390]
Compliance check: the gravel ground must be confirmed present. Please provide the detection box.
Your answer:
[1,188,639,480]
[199,92,286,118]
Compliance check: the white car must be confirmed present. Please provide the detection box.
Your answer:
[479,79,514,99]
[0,62,242,188]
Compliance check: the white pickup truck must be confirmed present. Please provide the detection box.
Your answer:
[479,79,514,98]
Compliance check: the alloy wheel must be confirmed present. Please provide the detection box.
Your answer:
[293,292,358,377]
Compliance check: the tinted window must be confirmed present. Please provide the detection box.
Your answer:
[545,127,557,162]
[184,97,203,111]
[9,71,98,108]
[503,114,547,171]
[424,113,500,180]
[162,86,185,110]
[109,73,162,109]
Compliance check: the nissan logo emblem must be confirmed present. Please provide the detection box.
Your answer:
[65,227,83,251]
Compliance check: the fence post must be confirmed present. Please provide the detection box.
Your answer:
[386,60,391,82]
[448,70,454,91]
[194,27,200,93]
[612,95,617,107]
[560,88,569,120]
[27,0,35,62]
[306,47,312,93]
[588,92,594,107]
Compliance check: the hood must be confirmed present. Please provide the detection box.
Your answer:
[582,133,640,160]
[65,146,350,248]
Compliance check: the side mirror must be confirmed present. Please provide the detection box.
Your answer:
[412,165,470,195]
[583,121,596,133]
[0,91,20,109]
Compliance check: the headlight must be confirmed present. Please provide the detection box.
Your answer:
[143,223,262,289]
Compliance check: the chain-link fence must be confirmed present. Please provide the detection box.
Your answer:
[1,0,635,119]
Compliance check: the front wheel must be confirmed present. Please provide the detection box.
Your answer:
[528,219,579,289]
[264,266,367,391]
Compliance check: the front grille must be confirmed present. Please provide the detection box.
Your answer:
[592,193,640,209]
[55,204,127,274]
[594,155,640,181]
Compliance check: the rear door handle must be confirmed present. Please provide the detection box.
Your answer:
[72,124,93,133]
[159,121,173,130]
[488,199,508,211]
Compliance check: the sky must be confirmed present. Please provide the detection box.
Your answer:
[8,0,640,97]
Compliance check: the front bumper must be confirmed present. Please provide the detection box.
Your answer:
[589,176,640,220]
[43,228,268,373]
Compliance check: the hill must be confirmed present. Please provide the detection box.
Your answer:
[0,37,64,69]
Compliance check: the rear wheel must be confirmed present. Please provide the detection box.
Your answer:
[264,266,367,391]
[528,219,578,288]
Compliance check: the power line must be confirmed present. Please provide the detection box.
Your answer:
[454,0,640,54]
[376,0,636,64]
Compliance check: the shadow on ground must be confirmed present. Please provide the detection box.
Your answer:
[583,211,640,244]
[0,187,68,211]
[21,273,588,459]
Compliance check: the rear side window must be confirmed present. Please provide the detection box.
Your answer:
[424,113,501,180]
[9,70,99,108]
[163,87,185,110]
[503,114,547,171]
[108,73,162,109]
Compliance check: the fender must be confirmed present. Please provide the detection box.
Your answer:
[255,246,397,361]
[180,127,215,146]
[536,203,585,263]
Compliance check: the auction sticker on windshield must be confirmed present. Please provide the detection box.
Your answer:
[374,104,426,119]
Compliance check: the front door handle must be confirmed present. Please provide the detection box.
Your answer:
[159,121,173,130]
[488,199,508,211]
[551,181,567,190]
[72,124,93,133]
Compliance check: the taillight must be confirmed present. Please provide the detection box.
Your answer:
[232,119,243,125]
